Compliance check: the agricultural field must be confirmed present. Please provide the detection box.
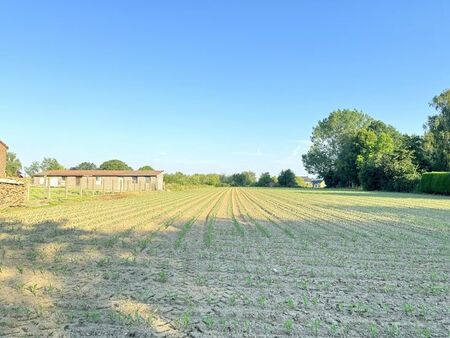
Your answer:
[0,188,449,337]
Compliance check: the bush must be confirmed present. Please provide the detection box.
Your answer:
[419,172,450,195]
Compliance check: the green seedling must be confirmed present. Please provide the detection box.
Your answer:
[284,319,294,335]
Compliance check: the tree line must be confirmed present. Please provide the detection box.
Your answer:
[302,89,450,192]
[5,157,154,177]
[7,153,305,188]
[164,169,303,188]
[7,155,305,189]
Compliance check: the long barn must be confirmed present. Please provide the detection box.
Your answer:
[33,170,164,191]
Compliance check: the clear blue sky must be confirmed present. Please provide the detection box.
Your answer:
[1,1,449,176]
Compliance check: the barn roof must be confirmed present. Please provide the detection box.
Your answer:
[34,170,164,177]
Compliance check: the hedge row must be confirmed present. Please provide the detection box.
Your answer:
[419,172,450,195]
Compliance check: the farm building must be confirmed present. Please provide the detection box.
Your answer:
[0,140,8,177]
[300,176,313,187]
[301,176,326,188]
[33,170,164,191]
[311,179,326,188]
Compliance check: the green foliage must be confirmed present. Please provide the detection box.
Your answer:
[381,149,421,192]
[403,134,430,172]
[164,172,222,187]
[24,158,64,176]
[6,152,22,176]
[256,172,275,187]
[303,109,423,192]
[424,89,450,171]
[72,162,97,170]
[355,123,420,192]
[40,158,65,171]
[165,171,258,188]
[278,169,297,187]
[24,161,41,177]
[99,159,132,170]
[302,109,372,187]
[138,165,154,170]
[227,171,256,186]
[419,172,450,195]
[356,121,403,190]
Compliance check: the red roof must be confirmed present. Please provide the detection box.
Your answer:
[34,170,163,177]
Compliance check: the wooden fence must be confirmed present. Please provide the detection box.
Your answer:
[29,180,162,203]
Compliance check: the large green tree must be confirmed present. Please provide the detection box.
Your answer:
[403,134,430,172]
[355,121,419,191]
[164,172,222,187]
[256,172,275,187]
[6,152,22,176]
[355,121,397,190]
[40,158,65,171]
[381,148,421,192]
[302,109,372,187]
[72,162,97,170]
[424,89,450,171]
[99,159,132,170]
[278,169,297,187]
[139,165,154,171]
[24,161,41,177]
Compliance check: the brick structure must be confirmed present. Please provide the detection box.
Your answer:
[33,170,164,191]
[0,140,8,178]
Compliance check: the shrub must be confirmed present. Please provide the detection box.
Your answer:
[419,172,450,195]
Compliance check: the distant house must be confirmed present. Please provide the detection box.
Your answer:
[297,176,312,188]
[33,170,164,191]
[300,176,325,188]
[0,140,8,178]
[311,179,326,189]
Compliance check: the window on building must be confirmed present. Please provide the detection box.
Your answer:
[96,176,102,185]
[132,177,138,183]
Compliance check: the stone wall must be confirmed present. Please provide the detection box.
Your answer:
[0,178,27,208]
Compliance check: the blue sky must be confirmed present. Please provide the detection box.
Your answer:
[1,1,449,176]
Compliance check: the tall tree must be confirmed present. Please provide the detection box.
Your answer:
[6,152,22,176]
[256,172,275,187]
[24,161,41,177]
[424,89,450,171]
[403,134,430,172]
[139,165,154,170]
[381,148,421,192]
[242,171,256,186]
[99,160,132,170]
[227,171,256,186]
[278,169,297,187]
[229,173,245,186]
[355,121,419,191]
[354,122,396,190]
[302,109,372,187]
[40,158,65,171]
[72,162,97,170]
